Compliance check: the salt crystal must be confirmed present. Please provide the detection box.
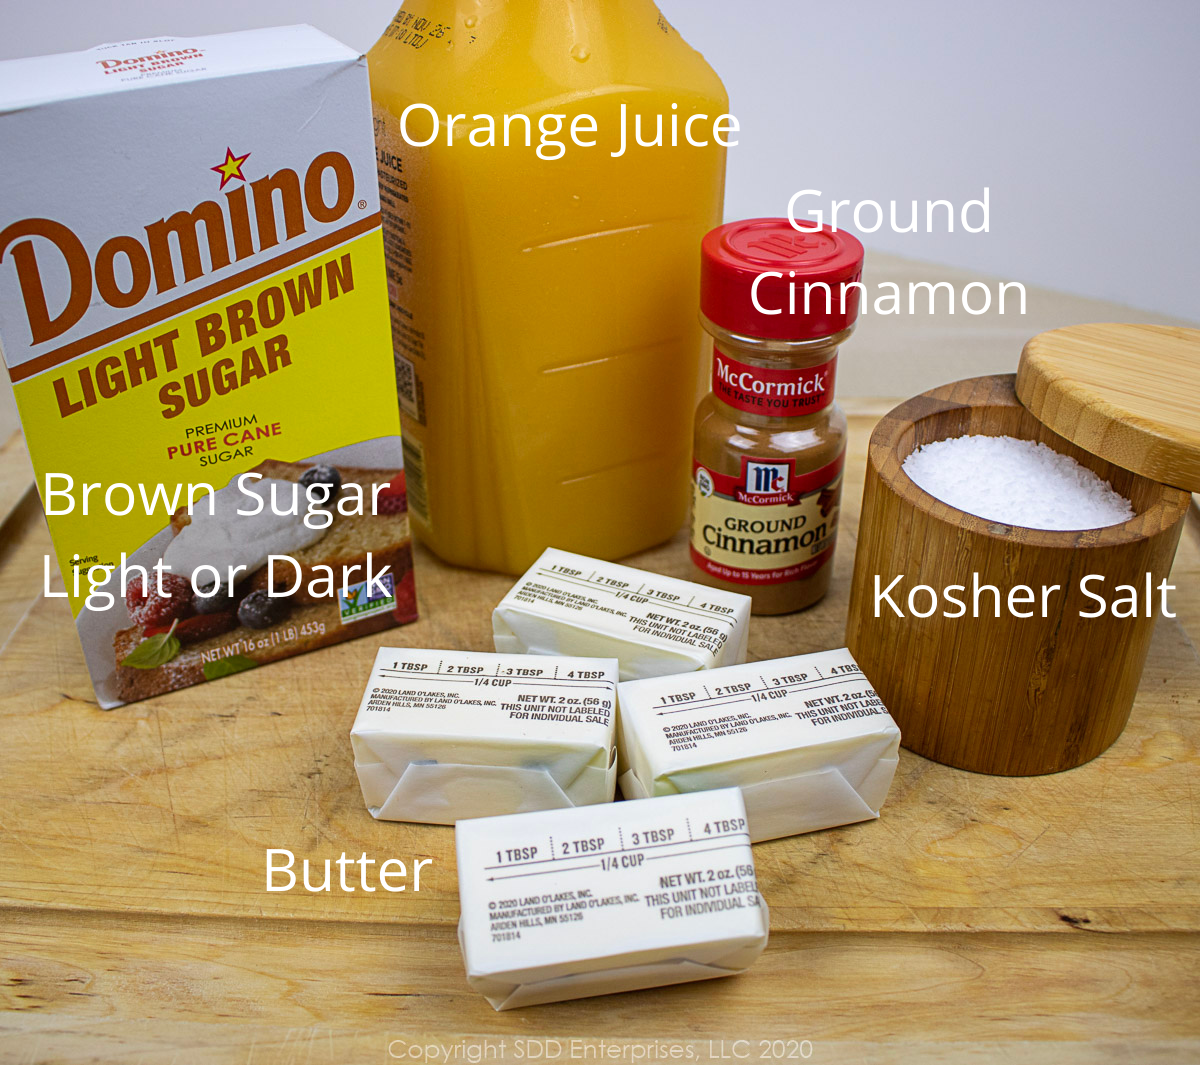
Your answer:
[901,435,1134,531]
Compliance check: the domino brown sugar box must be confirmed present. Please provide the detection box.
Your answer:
[690,219,865,614]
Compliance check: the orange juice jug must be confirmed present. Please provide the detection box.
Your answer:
[369,0,728,573]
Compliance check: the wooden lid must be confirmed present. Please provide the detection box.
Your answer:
[1016,323,1200,492]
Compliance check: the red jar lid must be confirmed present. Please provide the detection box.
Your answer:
[700,218,865,340]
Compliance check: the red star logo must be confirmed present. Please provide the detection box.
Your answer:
[211,147,251,190]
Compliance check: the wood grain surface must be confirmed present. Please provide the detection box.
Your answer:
[1,406,1198,1063]
[847,374,1191,775]
[1016,323,1200,493]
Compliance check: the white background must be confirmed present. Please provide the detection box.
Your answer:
[1,0,1197,322]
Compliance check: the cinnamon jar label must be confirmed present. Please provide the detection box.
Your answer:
[690,452,843,585]
[712,349,836,417]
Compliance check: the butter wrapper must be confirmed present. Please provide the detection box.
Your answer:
[351,648,618,824]
[456,788,768,1010]
[493,548,751,681]
[617,647,900,842]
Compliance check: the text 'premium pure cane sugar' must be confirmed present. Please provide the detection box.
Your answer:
[0,27,417,707]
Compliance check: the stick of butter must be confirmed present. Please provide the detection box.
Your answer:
[351,648,618,824]
[492,548,751,681]
[616,647,901,842]
[455,788,768,1010]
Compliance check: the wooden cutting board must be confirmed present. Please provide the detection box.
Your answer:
[0,407,1198,1061]
[0,410,1197,932]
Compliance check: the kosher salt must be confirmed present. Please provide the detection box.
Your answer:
[902,435,1134,531]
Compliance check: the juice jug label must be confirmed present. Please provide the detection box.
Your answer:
[401,434,430,526]
[690,452,843,586]
[373,103,428,427]
[711,348,836,417]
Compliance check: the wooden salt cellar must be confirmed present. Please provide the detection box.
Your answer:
[846,326,1198,775]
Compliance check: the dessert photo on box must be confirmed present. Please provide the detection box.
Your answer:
[79,436,416,708]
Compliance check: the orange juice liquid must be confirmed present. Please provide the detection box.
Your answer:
[369,0,728,573]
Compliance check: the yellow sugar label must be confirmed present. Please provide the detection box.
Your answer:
[16,229,397,617]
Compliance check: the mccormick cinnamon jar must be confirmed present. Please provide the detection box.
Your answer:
[689,219,864,614]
